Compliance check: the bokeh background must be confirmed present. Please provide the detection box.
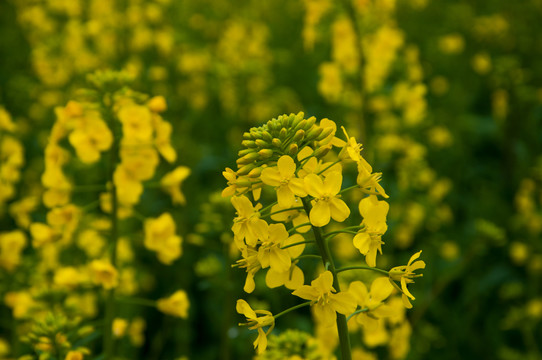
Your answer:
[1,0,541,359]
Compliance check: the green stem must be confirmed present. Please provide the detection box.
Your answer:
[115,296,156,308]
[273,301,312,320]
[346,307,369,322]
[317,159,342,175]
[288,222,312,233]
[261,206,304,218]
[295,254,322,261]
[339,184,360,195]
[280,240,315,250]
[324,226,364,240]
[336,266,389,276]
[103,94,119,358]
[301,198,352,360]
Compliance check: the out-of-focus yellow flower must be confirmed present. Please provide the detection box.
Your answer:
[129,317,146,347]
[4,291,34,318]
[65,350,84,360]
[54,266,82,289]
[292,271,357,327]
[68,111,112,164]
[157,290,190,318]
[148,95,167,113]
[0,107,16,131]
[349,277,394,331]
[0,230,27,271]
[438,33,465,54]
[8,196,39,229]
[236,299,275,354]
[113,318,129,338]
[30,222,58,248]
[144,213,182,265]
[90,259,118,289]
[161,166,191,205]
[117,104,153,142]
[472,52,492,75]
[114,164,144,206]
[318,62,343,103]
[0,337,9,357]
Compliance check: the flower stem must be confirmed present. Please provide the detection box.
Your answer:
[103,95,119,358]
[273,301,312,320]
[301,198,352,360]
[336,266,389,276]
[288,222,312,233]
[261,206,304,218]
[346,307,369,322]
[280,240,315,250]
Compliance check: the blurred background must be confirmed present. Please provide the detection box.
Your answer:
[1,0,541,359]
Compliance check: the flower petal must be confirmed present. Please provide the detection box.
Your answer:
[329,198,350,222]
[277,155,296,179]
[310,200,330,227]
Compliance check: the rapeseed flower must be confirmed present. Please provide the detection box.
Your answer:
[389,251,425,308]
[304,172,350,227]
[353,196,389,267]
[292,271,357,326]
[236,299,275,354]
[231,195,268,247]
[261,155,307,208]
[157,290,189,318]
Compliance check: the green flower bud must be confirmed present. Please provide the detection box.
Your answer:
[242,140,257,148]
[261,131,273,142]
[279,128,288,139]
[316,127,334,141]
[237,164,256,175]
[313,146,330,158]
[305,126,323,141]
[242,132,253,140]
[288,143,299,156]
[272,138,282,147]
[258,149,274,159]
[248,167,263,177]
[293,129,305,142]
[255,139,269,148]
[238,148,254,157]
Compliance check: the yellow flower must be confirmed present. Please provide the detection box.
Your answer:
[148,95,167,113]
[129,317,146,346]
[114,164,144,206]
[90,259,118,289]
[54,267,81,289]
[68,111,112,164]
[353,196,389,267]
[235,246,261,293]
[144,213,182,265]
[4,291,34,318]
[231,195,268,247]
[161,166,191,205]
[117,104,153,142]
[30,222,59,248]
[292,271,357,327]
[261,155,307,208]
[257,224,304,273]
[0,230,27,272]
[349,277,394,332]
[113,318,129,338]
[304,172,350,227]
[157,290,189,318]
[236,299,275,354]
[265,262,305,290]
[389,251,425,308]
[153,115,177,163]
[119,144,159,181]
[65,350,84,360]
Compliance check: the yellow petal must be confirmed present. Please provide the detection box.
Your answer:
[277,155,296,179]
[370,277,394,303]
[310,201,330,227]
[313,303,336,327]
[292,285,319,301]
[236,299,256,319]
[285,265,304,290]
[261,167,282,187]
[288,178,308,197]
[269,248,291,272]
[329,291,357,315]
[284,234,305,259]
[276,185,295,208]
[324,171,343,195]
[329,198,350,222]
[349,281,369,306]
[265,268,288,288]
[407,250,422,266]
[312,271,334,293]
[304,174,324,198]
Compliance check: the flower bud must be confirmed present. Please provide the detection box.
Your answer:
[255,139,269,148]
[305,126,323,141]
[313,146,330,158]
[272,138,282,147]
[258,149,274,159]
[242,140,257,148]
[288,143,299,156]
[279,128,288,139]
[293,129,305,142]
[237,164,256,175]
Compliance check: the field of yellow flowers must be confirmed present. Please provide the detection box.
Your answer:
[1,0,541,359]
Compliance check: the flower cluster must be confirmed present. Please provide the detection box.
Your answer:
[226,113,425,356]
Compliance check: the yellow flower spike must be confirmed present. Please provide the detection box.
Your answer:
[292,271,357,327]
[161,166,191,205]
[389,251,426,308]
[261,155,307,208]
[231,195,268,247]
[236,299,275,354]
[304,172,350,227]
[157,290,190,318]
[257,223,295,272]
[353,196,389,267]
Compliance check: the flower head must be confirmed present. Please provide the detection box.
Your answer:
[236,299,275,354]
[157,290,190,318]
[389,251,425,308]
[304,172,350,227]
[292,271,357,326]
